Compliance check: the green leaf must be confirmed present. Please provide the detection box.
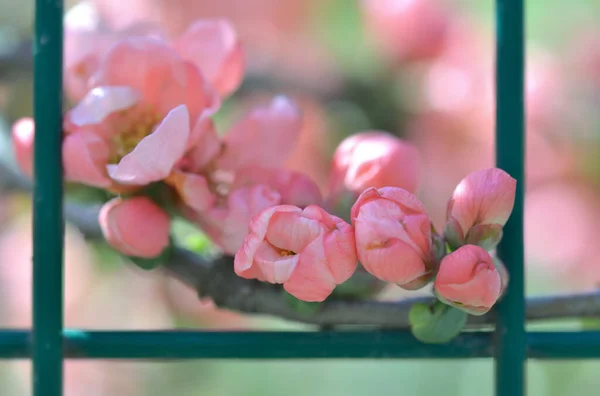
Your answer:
[283,292,322,315]
[409,301,468,344]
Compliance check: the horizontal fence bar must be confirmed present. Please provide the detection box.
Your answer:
[527,332,600,360]
[2,330,600,360]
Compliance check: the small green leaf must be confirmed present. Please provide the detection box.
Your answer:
[409,301,468,344]
[283,292,322,315]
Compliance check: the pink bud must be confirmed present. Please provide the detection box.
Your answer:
[235,205,358,302]
[99,196,170,258]
[11,118,35,178]
[445,168,516,248]
[434,245,504,315]
[351,187,434,290]
[328,131,420,200]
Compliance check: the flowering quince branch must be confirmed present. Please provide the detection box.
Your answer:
[1,161,600,329]
[2,8,600,342]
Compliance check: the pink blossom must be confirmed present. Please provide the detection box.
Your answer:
[434,245,504,315]
[64,1,163,102]
[11,117,35,178]
[99,196,171,258]
[445,168,517,248]
[235,205,358,302]
[351,187,434,290]
[172,19,245,97]
[328,131,421,200]
[232,167,323,208]
[361,0,451,63]
[186,185,282,255]
[216,96,302,171]
[90,0,339,89]
[62,36,220,195]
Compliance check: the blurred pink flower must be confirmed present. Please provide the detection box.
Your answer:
[64,1,163,102]
[434,245,504,315]
[328,131,421,201]
[525,182,600,289]
[186,185,282,255]
[172,19,245,97]
[216,96,302,171]
[232,167,323,208]
[351,187,434,290]
[99,196,171,258]
[11,117,35,178]
[361,0,452,63]
[235,204,357,302]
[90,0,340,89]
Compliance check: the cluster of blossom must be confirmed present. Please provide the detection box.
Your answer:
[11,4,516,318]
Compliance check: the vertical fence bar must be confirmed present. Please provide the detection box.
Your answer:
[32,0,64,395]
[494,0,526,395]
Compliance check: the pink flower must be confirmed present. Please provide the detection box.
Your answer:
[11,118,35,178]
[186,185,282,255]
[99,196,170,258]
[445,168,517,249]
[64,2,164,103]
[62,36,220,197]
[351,187,434,290]
[172,19,245,97]
[235,205,358,302]
[361,0,451,63]
[328,131,421,200]
[216,96,303,171]
[232,167,322,208]
[434,245,505,315]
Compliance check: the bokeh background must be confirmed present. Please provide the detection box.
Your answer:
[1,0,600,394]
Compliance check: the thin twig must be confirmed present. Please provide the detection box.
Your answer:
[1,160,599,329]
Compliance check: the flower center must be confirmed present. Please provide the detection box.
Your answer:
[109,105,162,163]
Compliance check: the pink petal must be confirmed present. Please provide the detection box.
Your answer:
[218,96,302,171]
[62,131,112,188]
[329,131,421,196]
[94,37,220,119]
[173,19,245,97]
[234,204,300,275]
[165,170,215,213]
[448,168,517,234]
[99,196,170,258]
[11,118,35,177]
[68,86,140,126]
[185,117,222,171]
[283,239,337,302]
[108,105,190,185]
[233,167,322,207]
[253,242,300,283]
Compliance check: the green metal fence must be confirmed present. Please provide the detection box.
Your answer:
[0,0,599,395]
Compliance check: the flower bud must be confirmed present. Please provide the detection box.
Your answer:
[434,245,505,315]
[445,168,516,249]
[351,187,434,290]
[99,196,171,258]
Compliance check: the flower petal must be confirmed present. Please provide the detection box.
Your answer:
[68,86,140,126]
[173,19,245,97]
[99,196,170,258]
[62,131,112,188]
[108,105,190,185]
[218,96,302,171]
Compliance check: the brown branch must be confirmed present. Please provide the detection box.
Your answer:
[1,160,600,329]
